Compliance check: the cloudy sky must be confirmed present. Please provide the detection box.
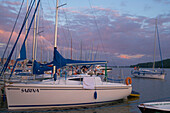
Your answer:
[0,0,170,66]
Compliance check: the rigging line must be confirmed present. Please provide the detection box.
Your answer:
[153,19,157,70]
[2,0,34,70]
[61,8,71,52]
[47,0,55,19]
[37,1,54,57]
[38,8,51,63]
[10,0,41,77]
[94,43,99,60]
[88,0,117,66]
[35,0,41,61]
[45,0,56,31]
[41,0,55,37]
[38,37,50,62]
[58,21,69,58]
[156,20,164,70]
[0,0,35,76]
[88,0,106,57]
[38,3,44,36]
[62,6,74,59]
[1,0,24,64]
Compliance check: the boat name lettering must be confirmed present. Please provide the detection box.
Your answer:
[21,88,40,93]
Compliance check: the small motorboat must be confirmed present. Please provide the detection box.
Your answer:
[138,101,170,113]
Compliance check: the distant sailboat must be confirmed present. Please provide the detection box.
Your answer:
[131,19,165,79]
[137,19,168,110]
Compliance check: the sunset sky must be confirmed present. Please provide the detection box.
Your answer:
[0,0,170,66]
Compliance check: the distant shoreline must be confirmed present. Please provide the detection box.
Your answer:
[130,58,170,68]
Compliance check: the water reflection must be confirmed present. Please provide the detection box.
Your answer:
[1,68,170,113]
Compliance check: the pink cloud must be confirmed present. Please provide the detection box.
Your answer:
[1,2,170,65]
[0,29,25,43]
[117,54,145,59]
[3,1,21,6]
[92,6,120,17]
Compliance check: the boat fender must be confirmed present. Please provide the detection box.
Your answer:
[125,77,132,85]
[94,91,97,99]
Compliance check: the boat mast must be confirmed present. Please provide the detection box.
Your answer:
[35,1,40,62]
[92,41,94,60]
[152,19,157,71]
[80,40,82,60]
[25,0,28,59]
[23,0,28,70]
[32,0,37,60]
[53,0,59,81]
[71,37,72,59]
[32,0,37,77]
[156,19,164,71]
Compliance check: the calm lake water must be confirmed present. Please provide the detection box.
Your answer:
[1,68,170,113]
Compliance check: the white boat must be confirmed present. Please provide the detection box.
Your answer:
[4,0,132,110]
[131,69,165,79]
[131,19,165,79]
[5,53,132,110]
[5,76,132,110]
[94,65,112,75]
[138,101,170,113]
[95,65,112,72]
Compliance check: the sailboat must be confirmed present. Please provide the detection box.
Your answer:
[131,19,165,80]
[0,0,40,102]
[5,0,132,110]
[5,53,132,110]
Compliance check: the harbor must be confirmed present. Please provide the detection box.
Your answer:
[1,68,170,112]
[0,0,170,113]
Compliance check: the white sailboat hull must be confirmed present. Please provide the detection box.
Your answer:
[5,83,132,109]
[132,73,165,79]
[131,70,165,79]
